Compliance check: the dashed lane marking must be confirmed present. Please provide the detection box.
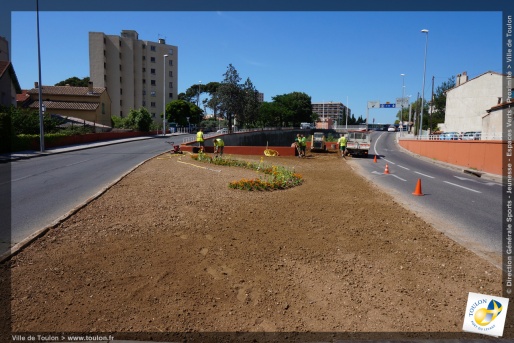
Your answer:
[391,174,407,181]
[443,181,481,193]
[414,171,435,179]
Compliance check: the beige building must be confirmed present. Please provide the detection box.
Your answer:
[26,82,112,128]
[312,101,349,125]
[89,30,178,124]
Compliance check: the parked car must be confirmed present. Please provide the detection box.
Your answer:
[439,131,460,140]
[461,131,481,140]
[216,128,229,134]
[387,125,397,132]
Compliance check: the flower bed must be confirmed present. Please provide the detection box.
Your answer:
[190,152,303,191]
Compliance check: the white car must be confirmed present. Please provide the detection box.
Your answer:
[387,126,397,132]
[216,128,229,134]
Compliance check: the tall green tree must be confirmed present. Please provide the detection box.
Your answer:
[272,92,313,127]
[165,100,203,127]
[127,107,153,132]
[428,76,455,131]
[240,78,260,128]
[55,76,90,87]
[217,64,243,132]
[258,101,289,127]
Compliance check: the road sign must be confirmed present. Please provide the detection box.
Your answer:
[367,101,380,109]
[396,97,409,108]
[380,103,396,108]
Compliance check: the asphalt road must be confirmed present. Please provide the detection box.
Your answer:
[347,131,502,268]
[4,135,194,257]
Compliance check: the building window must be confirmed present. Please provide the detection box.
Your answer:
[168,60,173,66]
[119,64,122,71]
[104,75,107,81]
[104,62,106,69]
[143,67,146,73]
[151,68,156,75]
[102,103,105,114]
[143,90,146,95]
[120,100,123,106]
[143,79,146,84]
[169,71,173,77]
[169,82,173,89]
[168,48,173,55]
[143,101,146,106]
[151,57,156,63]
[151,80,156,86]
[152,113,156,118]
[143,56,146,61]
[142,44,145,49]
[169,92,173,98]
[103,38,106,44]
[120,111,123,117]
[151,91,156,97]
[151,102,156,107]
[150,45,156,51]
[120,77,122,83]
[119,40,122,47]
[103,50,106,56]
[120,88,123,95]
[119,52,122,59]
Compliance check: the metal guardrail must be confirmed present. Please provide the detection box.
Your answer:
[398,132,503,141]
[180,127,295,143]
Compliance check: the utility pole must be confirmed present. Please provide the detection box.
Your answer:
[429,75,435,135]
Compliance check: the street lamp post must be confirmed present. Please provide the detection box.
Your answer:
[36,0,44,151]
[163,54,168,136]
[419,29,429,137]
[400,73,405,136]
[197,81,202,107]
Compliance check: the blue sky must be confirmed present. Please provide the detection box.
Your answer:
[7,8,504,124]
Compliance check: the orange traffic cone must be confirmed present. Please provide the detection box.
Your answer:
[384,164,390,174]
[373,155,377,163]
[412,178,424,196]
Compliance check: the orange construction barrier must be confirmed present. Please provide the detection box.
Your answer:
[412,178,424,196]
[373,155,377,163]
[384,164,390,174]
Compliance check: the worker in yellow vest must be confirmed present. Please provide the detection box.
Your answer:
[299,134,307,157]
[337,134,347,157]
[196,128,204,148]
[214,138,224,158]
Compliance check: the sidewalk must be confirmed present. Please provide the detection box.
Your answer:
[1,133,187,163]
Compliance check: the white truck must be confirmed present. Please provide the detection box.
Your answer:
[345,130,371,157]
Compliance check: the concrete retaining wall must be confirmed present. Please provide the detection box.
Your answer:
[398,139,504,176]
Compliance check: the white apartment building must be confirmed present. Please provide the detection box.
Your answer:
[89,30,178,123]
[311,101,350,124]
[443,71,503,134]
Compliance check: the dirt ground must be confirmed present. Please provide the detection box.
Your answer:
[1,150,510,341]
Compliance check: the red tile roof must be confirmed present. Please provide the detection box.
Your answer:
[27,100,99,111]
[27,85,106,96]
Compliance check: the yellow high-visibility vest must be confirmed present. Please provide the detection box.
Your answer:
[196,131,204,142]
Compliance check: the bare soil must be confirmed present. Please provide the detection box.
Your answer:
[1,151,509,341]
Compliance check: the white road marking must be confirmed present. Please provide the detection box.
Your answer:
[397,165,410,170]
[454,176,501,186]
[414,171,434,179]
[443,181,481,193]
[383,159,395,164]
[391,175,407,181]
